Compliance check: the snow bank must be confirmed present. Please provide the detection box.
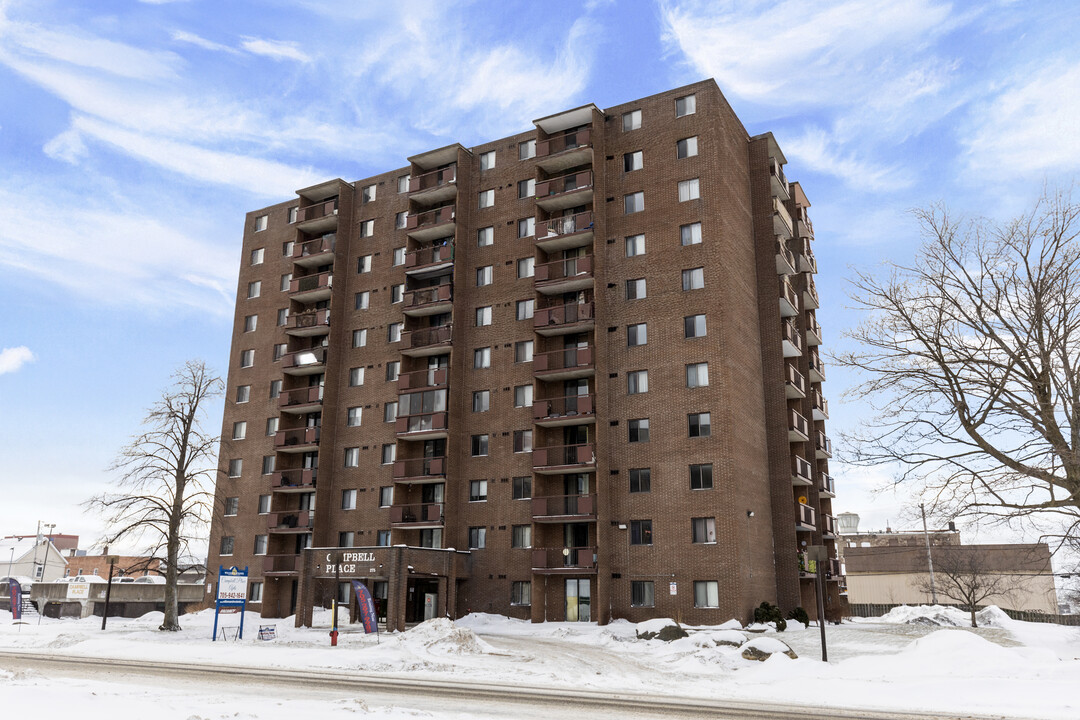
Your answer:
[875,604,1012,628]
[400,617,493,655]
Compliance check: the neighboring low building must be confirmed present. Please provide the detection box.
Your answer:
[63,555,161,580]
[0,536,68,583]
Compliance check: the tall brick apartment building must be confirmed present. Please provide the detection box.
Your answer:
[206,80,842,629]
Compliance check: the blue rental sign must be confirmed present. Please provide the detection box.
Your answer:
[212,566,249,641]
[351,580,379,636]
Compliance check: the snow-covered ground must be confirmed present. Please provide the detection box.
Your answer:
[1,605,1077,718]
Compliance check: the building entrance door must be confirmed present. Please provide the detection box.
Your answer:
[565,578,590,622]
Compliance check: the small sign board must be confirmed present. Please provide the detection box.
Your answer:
[66,582,91,600]
[212,566,248,641]
[669,581,677,596]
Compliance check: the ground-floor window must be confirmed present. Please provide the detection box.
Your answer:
[631,580,654,608]
[693,580,719,608]
[511,580,531,606]
[249,581,262,603]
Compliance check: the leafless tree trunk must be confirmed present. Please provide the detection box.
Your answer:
[838,188,1080,546]
[84,360,222,631]
[915,547,1025,627]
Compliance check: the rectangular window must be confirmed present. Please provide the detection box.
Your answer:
[479,150,495,171]
[476,266,493,287]
[258,494,271,514]
[517,217,535,238]
[512,476,532,500]
[342,489,357,510]
[682,267,705,290]
[362,184,376,202]
[391,284,404,303]
[630,520,653,546]
[355,291,370,310]
[678,178,700,202]
[339,531,355,548]
[261,455,275,474]
[628,418,649,443]
[288,207,298,224]
[477,226,494,247]
[677,136,699,159]
[631,581,655,608]
[253,535,268,555]
[686,362,709,387]
[519,140,536,160]
[511,580,531,606]
[629,468,651,493]
[270,380,281,398]
[228,459,242,478]
[277,308,288,326]
[347,407,363,427]
[243,315,257,332]
[625,234,645,257]
[254,214,268,231]
[690,463,714,490]
[224,497,239,516]
[474,347,491,368]
[249,581,264,603]
[349,367,365,386]
[516,299,534,320]
[685,314,707,338]
[469,526,487,549]
[283,240,294,257]
[470,479,488,502]
[236,385,250,403]
[513,384,533,408]
[694,580,719,608]
[517,257,535,279]
[624,192,644,214]
[381,443,396,465]
[247,281,261,299]
[388,323,402,343]
[622,109,641,131]
[623,151,643,172]
[344,448,359,467]
[393,247,406,266]
[359,219,374,237]
[511,525,532,548]
[385,360,400,381]
[384,402,398,422]
[265,418,278,436]
[471,434,489,457]
[377,530,391,546]
[280,273,291,292]
[627,323,647,346]
[518,179,535,198]
[515,340,533,363]
[689,412,711,437]
[627,370,648,395]
[472,390,490,413]
[379,486,393,507]
[692,517,717,544]
[352,329,367,348]
[395,211,408,230]
[680,222,702,246]
[513,429,532,453]
[232,421,247,440]
[676,94,697,117]
[272,343,287,361]
[220,536,234,555]
[397,174,410,193]
[479,189,495,208]
[626,278,646,299]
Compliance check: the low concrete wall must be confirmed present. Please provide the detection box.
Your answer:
[31,582,205,619]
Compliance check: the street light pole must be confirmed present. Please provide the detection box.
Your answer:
[920,504,937,604]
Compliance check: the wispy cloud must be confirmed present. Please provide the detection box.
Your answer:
[786,127,915,192]
[171,30,240,55]
[0,346,35,375]
[240,37,311,63]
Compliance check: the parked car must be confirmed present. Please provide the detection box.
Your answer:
[133,575,165,584]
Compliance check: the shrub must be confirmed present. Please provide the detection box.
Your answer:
[753,601,787,632]
[786,606,810,628]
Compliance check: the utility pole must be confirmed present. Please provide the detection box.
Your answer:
[920,503,937,604]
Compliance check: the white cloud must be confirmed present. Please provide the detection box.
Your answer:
[171,30,240,55]
[786,127,915,192]
[0,346,34,375]
[240,37,311,63]
[43,126,88,164]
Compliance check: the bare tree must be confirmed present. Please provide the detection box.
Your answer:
[85,360,223,631]
[915,547,1024,627]
[838,188,1080,545]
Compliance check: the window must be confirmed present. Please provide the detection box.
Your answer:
[678,178,700,202]
[512,525,531,548]
[250,248,264,266]
[476,265,493,286]
[339,531,355,547]
[272,343,286,361]
[623,151,643,172]
[395,211,408,230]
[283,240,294,257]
[355,291,370,310]
[518,179,535,198]
[628,370,648,394]
[629,468,651,493]
[393,247,406,266]
[689,412,711,438]
[513,384,533,408]
[247,281,261,299]
[358,254,373,273]
[479,189,494,208]
[471,434,489,456]
[384,402,398,422]
[692,517,717,544]
[631,581,654,608]
[397,174,410,193]
[479,150,495,171]
[513,430,532,453]
[381,443,396,465]
[625,234,645,257]
[627,323,647,346]
[236,385,250,403]
[261,455,275,474]
[377,530,391,546]
[515,340,533,363]
[511,580,531,606]
[391,284,404,303]
[690,463,714,490]
[630,520,652,546]
[231,421,247,440]
[474,347,491,368]
[517,257,534,278]
[254,214,268,232]
[473,390,490,413]
[257,494,271,514]
[362,184,376,203]
[277,308,288,326]
[477,226,494,247]
[388,323,402,343]
[624,192,644,214]
[677,136,698,159]
[519,140,536,160]
[349,367,365,386]
[253,535,268,555]
[628,418,649,443]
[476,306,492,326]
[224,497,239,516]
[243,315,257,333]
[694,580,719,608]
[220,536,234,555]
[269,380,281,398]
[384,361,399,382]
[347,407,363,427]
[676,94,697,117]
[626,278,646,300]
[517,217,535,238]
[682,267,705,290]
[228,459,242,478]
[280,273,291,292]
[622,109,641,131]
[344,448,359,467]
[379,486,393,507]
[359,219,374,237]
[516,299,534,320]
[342,489,357,510]
[352,329,367,348]
[685,314,707,338]
[470,479,488,502]
[686,362,709,387]
[512,476,531,500]
[469,526,486,549]
[288,207,298,224]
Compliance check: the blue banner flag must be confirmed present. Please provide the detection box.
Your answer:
[351,580,378,634]
[9,579,22,621]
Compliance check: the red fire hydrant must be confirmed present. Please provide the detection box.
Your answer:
[330,629,338,647]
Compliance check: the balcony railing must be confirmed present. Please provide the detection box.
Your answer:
[796,502,817,530]
[533,346,593,376]
[804,278,820,309]
[263,555,300,574]
[297,199,338,224]
[808,350,826,383]
[282,347,326,372]
[401,325,452,353]
[780,279,799,317]
[406,205,455,233]
[287,309,330,334]
[534,255,593,288]
[790,409,809,441]
[278,385,323,410]
[405,243,454,271]
[397,367,449,392]
[537,211,594,242]
[773,197,794,238]
[409,164,456,194]
[798,238,817,274]
[811,389,829,419]
[272,468,316,491]
[532,494,597,521]
[535,170,593,205]
[273,426,320,450]
[395,411,448,436]
[776,239,797,275]
[266,510,313,532]
[820,473,836,497]
[533,443,595,471]
[403,284,452,311]
[806,315,823,345]
[786,363,806,398]
[821,513,837,536]
[293,235,334,261]
[770,158,788,193]
[782,319,803,356]
[534,301,594,330]
[289,271,332,295]
[533,394,595,422]
[792,455,813,486]
[532,546,597,573]
[816,432,833,458]
[536,127,591,158]
[389,503,444,526]
[393,456,447,481]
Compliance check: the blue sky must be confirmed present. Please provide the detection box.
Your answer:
[1,0,1078,552]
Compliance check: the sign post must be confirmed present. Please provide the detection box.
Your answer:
[808,545,829,662]
[212,566,249,641]
[100,555,118,631]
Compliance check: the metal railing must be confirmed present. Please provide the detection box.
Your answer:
[532,443,595,468]
[533,394,595,421]
[533,346,593,374]
[409,165,456,193]
[297,199,338,223]
[537,211,594,239]
[536,127,591,157]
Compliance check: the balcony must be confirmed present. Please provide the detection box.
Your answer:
[289,271,332,303]
[535,170,593,212]
[773,197,793,239]
[779,278,799,317]
[535,127,593,173]
[816,431,833,459]
[278,385,323,414]
[785,363,806,399]
[789,409,809,442]
[397,367,448,392]
[292,235,335,269]
[533,394,596,427]
[821,513,838,539]
[782,319,803,357]
[282,347,326,376]
[389,503,444,528]
[798,238,817,274]
[273,426,320,453]
[532,494,597,522]
[534,301,594,336]
[266,510,313,533]
[533,443,595,474]
[296,198,339,234]
[792,455,813,487]
[393,456,447,483]
[395,411,449,440]
[403,284,453,317]
[820,473,836,498]
[408,164,457,205]
[769,158,789,200]
[804,277,820,310]
[263,554,300,575]
[826,558,842,580]
[808,350,826,383]
[271,468,317,492]
[286,309,330,337]
[811,389,829,420]
[532,547,597,575]
[796,502,817,532]
[535,255,593,295]
[536,211,594,252]
[797,212,814,241]
[400,325,452,357]
[533,346,594,381]
[806,314,823,346]
[776,239,797,275]
[405,243,454,277]
[406,205,455,242]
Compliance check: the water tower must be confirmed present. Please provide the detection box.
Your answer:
[836,512,860,536]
